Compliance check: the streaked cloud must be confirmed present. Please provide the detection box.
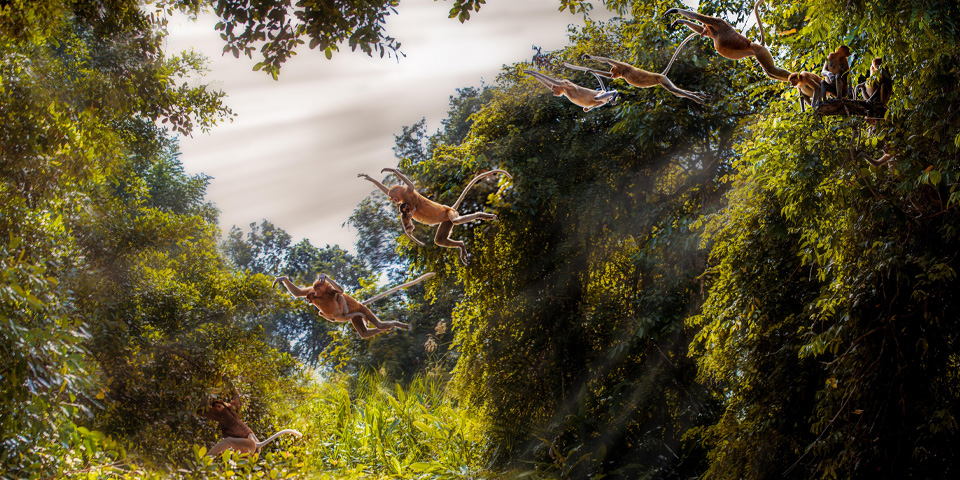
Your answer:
[166,0,613,251]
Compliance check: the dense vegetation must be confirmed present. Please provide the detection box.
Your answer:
[2,0,959,479]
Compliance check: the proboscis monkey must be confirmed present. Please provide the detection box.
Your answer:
[202,392,301,456]
[273,273,435,338]
[665,0,791,82]
[522,69,620,112]
[358,168,511,265]
[855,57,893,106]
[788,71,822,112]
[812,45,851,107]
[567,33,708,104]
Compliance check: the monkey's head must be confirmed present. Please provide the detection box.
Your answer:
[311,274,343,296]
[203,399,240,423]
[386,185,408,206]
[837,45,851,57]
[788,72,800,86]
[609,65,624,79]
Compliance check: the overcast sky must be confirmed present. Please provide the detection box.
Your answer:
[165,0,616,252]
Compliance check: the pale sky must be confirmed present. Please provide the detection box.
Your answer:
[166,0,616,252]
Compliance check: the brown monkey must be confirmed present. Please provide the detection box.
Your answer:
[566,33,708,104]
[274,273,435,337]
[202,392,301,456]
[522,69,619,112]
[812,45,851,107]
[358,168,511,265]
[273,273,416,338]
[665,0,791,82]
[855,57,893,106]
[788,71,822,112]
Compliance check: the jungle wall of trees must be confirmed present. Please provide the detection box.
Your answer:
[2,0,959,479]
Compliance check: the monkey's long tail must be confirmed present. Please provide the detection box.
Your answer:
[451,169,513,211]
[743,0,766,46]
[362,272,437,305]
[660,33,698,76]
[255,429,302,451]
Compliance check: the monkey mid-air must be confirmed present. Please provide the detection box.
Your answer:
[522,68,620,112]
[566,33,708,104]
[273,273,435,338]
[201,392,301,456]
[812,45,852,107]
[358,168,512,265]
[665,0,791,82]
[788,71,822,112]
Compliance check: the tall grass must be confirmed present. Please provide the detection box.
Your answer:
[291,369,487,479]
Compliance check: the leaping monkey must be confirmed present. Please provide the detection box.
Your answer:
[358,168,511,265]
[664,0,791,82]
[522,69,620,112]
[565,33,708,104]
[273,273,436,338]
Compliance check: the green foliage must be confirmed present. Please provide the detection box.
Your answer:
[292,370,485,479]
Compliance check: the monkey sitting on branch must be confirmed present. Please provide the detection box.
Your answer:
[812,45,851,108]
[788,71,822,112]
[522,69,620,112]
[567,33,708,104]
[358,168,511,265]
[854,57,893,107]
[664,0,791,82]
[201,391,301,457]
[273,272,436,338]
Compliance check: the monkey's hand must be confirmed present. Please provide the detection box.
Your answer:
[272,276,288,288]
[357,173,373,181]
[664,7,679,17]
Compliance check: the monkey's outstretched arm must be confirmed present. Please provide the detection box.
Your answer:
[358,173,391,195]
[380,168,417,189]
[523,69,563,89]
[563,62,614,78]
[670,18,706,35]
[665,8,724,28]
[273,277,309,297]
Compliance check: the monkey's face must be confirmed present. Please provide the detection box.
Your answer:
[788,73,800,86]
[610,66,623,79]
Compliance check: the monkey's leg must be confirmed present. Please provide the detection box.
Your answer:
[434,221,469,265]
[208,437,257,456]
[658,78,706,104]
[449,212,497,225]
[350,317,383,338]
[357,304,410,331]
